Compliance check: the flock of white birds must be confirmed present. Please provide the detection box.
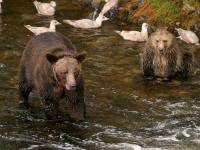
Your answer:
[2,0,199,45]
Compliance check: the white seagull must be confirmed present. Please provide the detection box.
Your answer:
[33,0,56,16]
[24,20,61,35]
[63,14,109,29]
[100,0,118,16]
[115,23,149,42]
[175,28,199,45]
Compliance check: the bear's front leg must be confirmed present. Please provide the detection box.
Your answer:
[162,59,176,82]
[18,83,31,108]
[43,99,59,120]
[18,65,32,108]
[162,68,172,82]
[142,51,154,80]
[66,80,86,121]
[67,99,85,121]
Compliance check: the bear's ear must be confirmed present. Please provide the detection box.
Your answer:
[75,51,87,63]
[148,25,156,36]
[46,48,66,64]
[166,26,179,37]
[166,26,174,33]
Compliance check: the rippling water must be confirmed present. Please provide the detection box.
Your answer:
[0,0,200,150]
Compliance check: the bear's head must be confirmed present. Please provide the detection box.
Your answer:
[148,28,176,54]
[46,48,87,91]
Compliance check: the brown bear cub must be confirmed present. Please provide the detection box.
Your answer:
[142,27,194,81]
[18,32,87,121]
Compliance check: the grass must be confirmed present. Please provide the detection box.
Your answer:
[146,0,182,23]
[118,0,199,27]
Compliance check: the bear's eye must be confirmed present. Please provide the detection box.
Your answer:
[163,40,167,43]
[62,71,68,74]
[156,39,159,43]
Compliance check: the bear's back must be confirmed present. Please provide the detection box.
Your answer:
[20,32,77,85]
[20,32,77,67]
[22,32,76,59]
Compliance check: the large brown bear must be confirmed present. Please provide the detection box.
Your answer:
[18,32,87,121]
[142,27,194,81]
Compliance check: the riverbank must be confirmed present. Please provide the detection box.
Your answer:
[117,0,200,35]
[81,0,200,37]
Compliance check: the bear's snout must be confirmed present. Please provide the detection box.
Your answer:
[65,73,77,91]
[66,85,76,90]
[65,83,76,91]
[159,48,165,53]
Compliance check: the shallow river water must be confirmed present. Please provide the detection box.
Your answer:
[0,0,200,150]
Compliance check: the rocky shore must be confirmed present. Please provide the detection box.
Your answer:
[81,0,200,37]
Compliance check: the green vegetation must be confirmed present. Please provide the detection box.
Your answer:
[146,0,181,23]
[116,0,199,27]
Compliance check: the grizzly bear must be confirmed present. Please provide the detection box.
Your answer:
[18,32,87,121]
[142,27,194,81]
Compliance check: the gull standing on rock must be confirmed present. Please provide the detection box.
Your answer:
[33,1,56,16]
[63,14,109,29]
[115,23,149,42]
[24,20,61,35]
[175,28,199,45]
[100,0,118,16]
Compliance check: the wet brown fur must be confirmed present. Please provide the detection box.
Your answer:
[18,32,86,121]
[142,28,194,80]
